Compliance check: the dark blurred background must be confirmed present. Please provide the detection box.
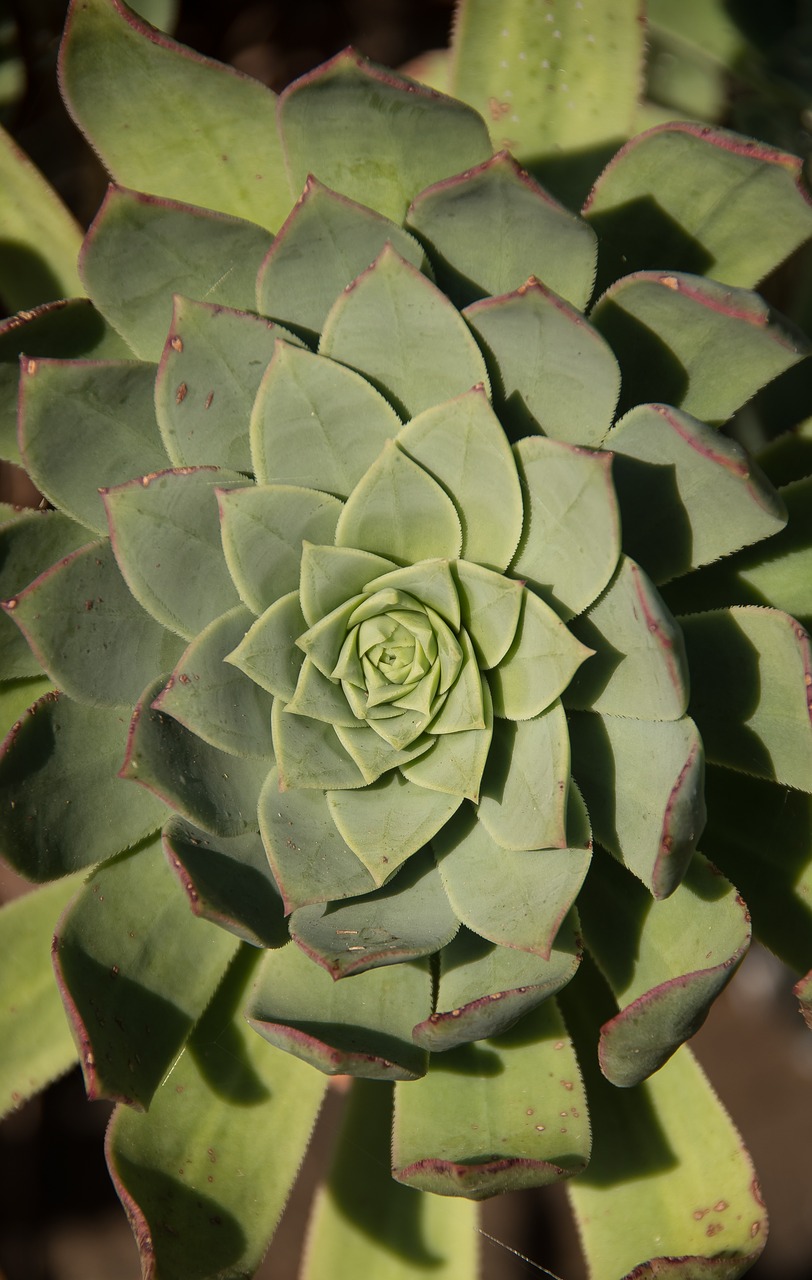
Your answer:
[1,3,812,1278]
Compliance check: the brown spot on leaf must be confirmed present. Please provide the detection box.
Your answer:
[176,382,188,404]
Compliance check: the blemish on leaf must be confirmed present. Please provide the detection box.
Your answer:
[176,383,188,404]
[170,335,183,353]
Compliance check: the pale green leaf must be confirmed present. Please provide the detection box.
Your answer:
[227,590,306,700]
[453,560,523,669]
[320,244,489,417]
[488,587,592,719]
[478,703,570,850]
[60,0,291,229]
[272,698,365,790]
[298,543,397,627]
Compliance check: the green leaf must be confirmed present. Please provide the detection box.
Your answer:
[121,676,269,837]
[7,538,183,710]
[563,961,766,1279]
[248,942,430,1080]
[434,805,590,958]
[19,358,167,533]
[453,560,523,669]
[320,245,489,418]
[591,271,809,424]
[0,123,83,310]
[163,816,287,949]
[464,280,620,446]
[450,0,642,171]
[0,677,55,741]
[393,999,589,1197]
[258,176,426,341]
[700,766,812,976]
[227,590,306,700]
[406,151,596,309]
[277,48,492,223]
[0,874,83,1117]
[0,509,95,680]
[297,544,396,627]
[681,606,812,792]
[290,849,459,977]
[303,1080,477,1280]
[402,676,492,802]
[606,402,787,585]
[488,587,593,720]
[272,698,366,791]
[569,712,705,898]
[251,343,401,497]
[107,948,326,1280]
[219,484,342,616]
[327,771,463,885]
[413,922,580,1051]
[54,835,238,1107]
[511,435,620,619]
[584,122,812,294]
[80,186,275,360]
[366,560,460,628]
[478,704,570,850]
[155,299,303,470]
[336,722,433,786]
[60,0,291,230]
[0,302,130,466]
[336,440,463,562]
[103,466,242,640]
[397,387,523,570]
[258,767,376,913]
[579,851,749,1087]
[155,607,273,758]
[565,556,689,721]
[0,692,166,881]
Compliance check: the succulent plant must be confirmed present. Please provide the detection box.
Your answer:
[2,2,812,1278]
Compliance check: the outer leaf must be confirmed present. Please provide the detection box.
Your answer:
[591,271,808,424]
[401,678,492,802]
[0,301,129,465]
[464,280,620,447]
[121,676,270,838]
[163,816,287,949]
[251,342,401,496]
[0,874,83,1116]
[327,772,463,885]
[584,122,812,293]
[0,677,54,740]
[406,151,597,309]
[700,766,812,977]
[681,606,812,792]
[0,693,166,881]
[290,849,459,977]
[606,402,787,585]
[579,851,749,1087]
[258,767,376,914]
[478,704,570,850]
[272,698,366,791]
[563,961,766,1279]
[565,556,689,721]
[227,590,306,700]
[0,509,95,680]
[0,123,83,310]
[154,607,274,758]
[219,484,342,616]
[79,186,275,360]
[449,0,643,166]
[258,176,426,340]
[59,0,291,229]
[54,836,238,1107]
[413,922,581,1051]
[454,560,523,669]
[102,467,242,640]
[569,712,705,898]
[277,48,492,223]
[155,299,303,471]
[7,539,184,709]
[511,435,620,619]
[397,387,523,570]
[107,948,326,1280]
[248,943,430,1080]
[336,440,462,562]
[18,358,167,534]
[303,1080,478,1280]
[320,244,489,418]
[435,805,590,959]
[393,999,589,1197]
